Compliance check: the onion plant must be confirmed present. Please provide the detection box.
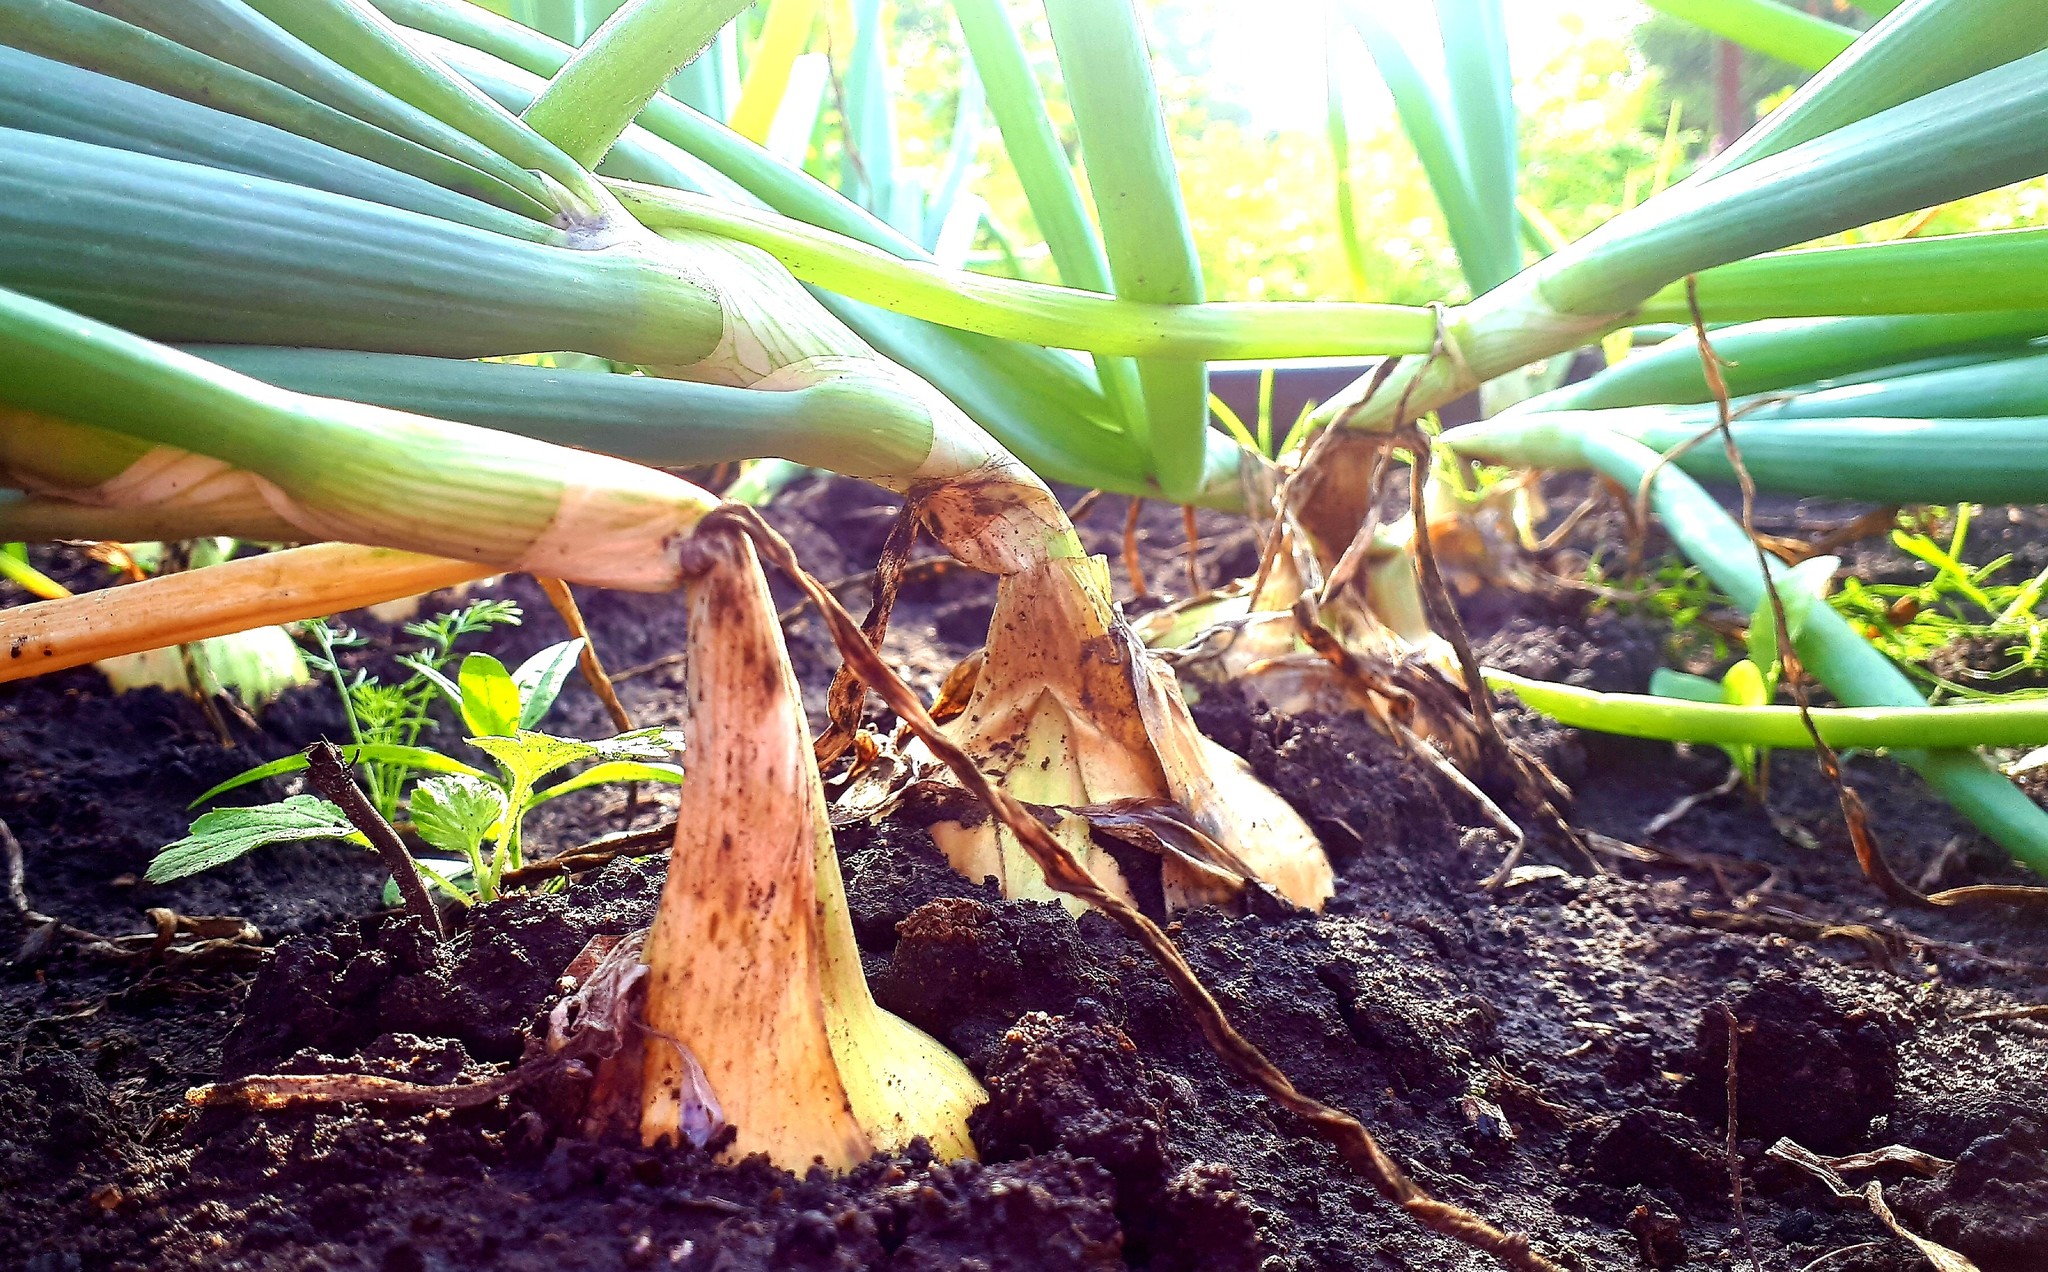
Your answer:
[7,3,2048,1258]
[0,0,1345,1181]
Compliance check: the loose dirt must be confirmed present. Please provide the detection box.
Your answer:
[4,478,2045,1271]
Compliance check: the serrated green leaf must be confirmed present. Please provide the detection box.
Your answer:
[191,743,492,808]
[468,730,605,791]
[459,651,523,738]
[528,759,684,808]
[587,726,685,763]
[512,637,586,729]
[409,774,506,859]
[148,795,361,883]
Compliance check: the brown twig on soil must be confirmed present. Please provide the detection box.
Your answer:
[1683,280,1921,908]
[1122,498,1150,598]
[1767,1139,1983,1271]
[1644,767,1744,838]
[1717,1003,1764,1272]
[494,821,678,889]
[1402,426,1592,876]
[1066,488,1103,524]
[304,742,443,939]
[190,1056,558,1111]
[535,577,634,734]
[703,503,1561,1272]
[1181,505,1204,596]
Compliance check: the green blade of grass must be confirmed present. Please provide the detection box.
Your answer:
[1044,0,1208,501]
[69,0,565,217]
[1639,228,2048,322]
[188,343,1181,499]
[1323,22,1369,300]
[0,43,557,240]
[1328,40,2048,434]
[838,0,899,223]
[666,21,738,119]
[0,286,718,586]
[1540,48,2048,318]
[521,0,753,167]
[1729,348,2048,420]
[1442,417,2048,875]
[232,0,598,206]
[375,0,1178,498]
[613,180,1437,360]
[1638,0,1854,72]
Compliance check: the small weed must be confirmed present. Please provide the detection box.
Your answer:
[149,604,683,902]
[1830,505,2048,700]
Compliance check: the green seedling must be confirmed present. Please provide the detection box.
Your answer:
[1829,505,2048,699]
[148,604,683,902]
[1588,555,1737,665]
[1647,554,1835,785]
[306,598,524,821]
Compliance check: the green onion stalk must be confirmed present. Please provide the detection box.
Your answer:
[1486,668,2048,753]
[1440,414,2048,877]
[1313,8,2048,435]
[1527,407,2048,506]
[0,1,1342,1163]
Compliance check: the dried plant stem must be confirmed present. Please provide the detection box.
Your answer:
[1718,1003,1762,1272]
[1683,279,1919,906]
[535,577,634,734]
[305,741,443,939]
[1122,498,1150,598]
[704,504,1559,1272]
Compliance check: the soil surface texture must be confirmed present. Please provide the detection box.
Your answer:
[4,477,2046,1272]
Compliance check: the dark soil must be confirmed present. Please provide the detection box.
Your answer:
[5,476,2047,1272]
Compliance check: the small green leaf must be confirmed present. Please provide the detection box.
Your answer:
[529,760,685,808]
[409,774,505,860]
[513,638,587,729]
[148,795,361,883]
[458,652,523,738]
[190,744,492,808]
[1720,659,1770,709]
[1649,668,1723,704]
[385,857,475,908]
[397,656,464,713]
[1780,554,1840,644]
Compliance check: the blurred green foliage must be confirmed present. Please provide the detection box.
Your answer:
[787,1,2046,306]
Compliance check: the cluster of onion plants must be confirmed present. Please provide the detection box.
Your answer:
[4,1,2048,1267]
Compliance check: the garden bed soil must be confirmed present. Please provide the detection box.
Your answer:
[4,477,2047,1272]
